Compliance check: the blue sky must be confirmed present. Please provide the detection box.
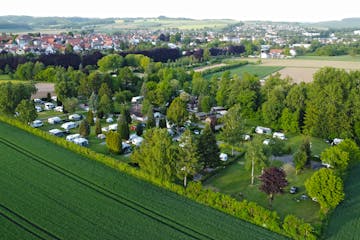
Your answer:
[2,0,359,22]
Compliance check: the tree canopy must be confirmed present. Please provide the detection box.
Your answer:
[305,168,344,213]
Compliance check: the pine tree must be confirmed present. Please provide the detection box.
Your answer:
[198,124,220,168]
[87,110,94,126]
[79,119,90,137]
[117,115,129,140]
[95,118,102,135]
[106,131,123,154]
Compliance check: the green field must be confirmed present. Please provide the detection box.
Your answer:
[204,65,283,79]
[204,158,321,225]
[323,163,360,239]
[0,122,287,240]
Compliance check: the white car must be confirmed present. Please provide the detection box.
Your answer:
[31,120,43,128]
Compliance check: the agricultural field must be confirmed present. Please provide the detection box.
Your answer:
[204,64,283,79]
[323,163,360,239]
[259,58,360,83]
[0,122,287,240]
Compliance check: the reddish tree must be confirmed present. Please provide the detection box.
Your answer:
[259,167,288,207]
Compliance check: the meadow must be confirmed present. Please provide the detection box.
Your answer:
[204,64,283,79]
[0,122,287,240]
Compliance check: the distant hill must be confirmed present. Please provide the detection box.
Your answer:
[308,18,360,29]
[0,15,238,32]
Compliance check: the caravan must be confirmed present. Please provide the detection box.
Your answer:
[61,122,78,131]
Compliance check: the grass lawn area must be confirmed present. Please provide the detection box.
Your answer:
[204,64,283,80]
[204,158,322,225]
[284,134,330,156]
[0,74,11,80]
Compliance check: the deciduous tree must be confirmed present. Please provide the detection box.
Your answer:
[305,168,344,213]
[15,99,37,123]
[131,128,176,181]
[245,138,269,185]
[176,129,202,187]
[259,167,288,207]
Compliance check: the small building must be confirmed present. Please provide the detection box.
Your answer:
[255,126,272,135]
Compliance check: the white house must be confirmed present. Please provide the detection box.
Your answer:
[255,126,272,135]
[61,122,78,131]
[48,116,62,124]
[273,132,286,140]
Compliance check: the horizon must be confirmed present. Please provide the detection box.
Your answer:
[1,0,359,23]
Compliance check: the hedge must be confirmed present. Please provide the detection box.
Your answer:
[0,115,317,239]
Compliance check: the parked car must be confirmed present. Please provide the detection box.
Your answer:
[31,120,43,128]
[290,186,298,194]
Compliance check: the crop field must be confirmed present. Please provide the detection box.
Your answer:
[204,64,283,79]
[259,58,360,83]
[0,122,287,240]
[323,163,360,239]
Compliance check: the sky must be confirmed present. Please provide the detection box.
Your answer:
[1,0,359,22]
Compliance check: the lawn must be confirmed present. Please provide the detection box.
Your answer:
[0,74,11,80]
[323,163,360,239]
[204,64,283,80]
[0,122,287,240]
[204,157,322,225]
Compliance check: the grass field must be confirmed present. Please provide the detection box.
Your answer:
[323,163,360,239]
[204,158,322,225]
[297,55,360,62]
[204,64,283,79]
[0,122,287,240]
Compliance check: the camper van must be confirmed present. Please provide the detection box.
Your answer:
[44,102,55,110]
[73,138,89,147]
[273,132,286,140]
[48,116,62,124]
[61,122,78,131]
[66,133,81,142]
